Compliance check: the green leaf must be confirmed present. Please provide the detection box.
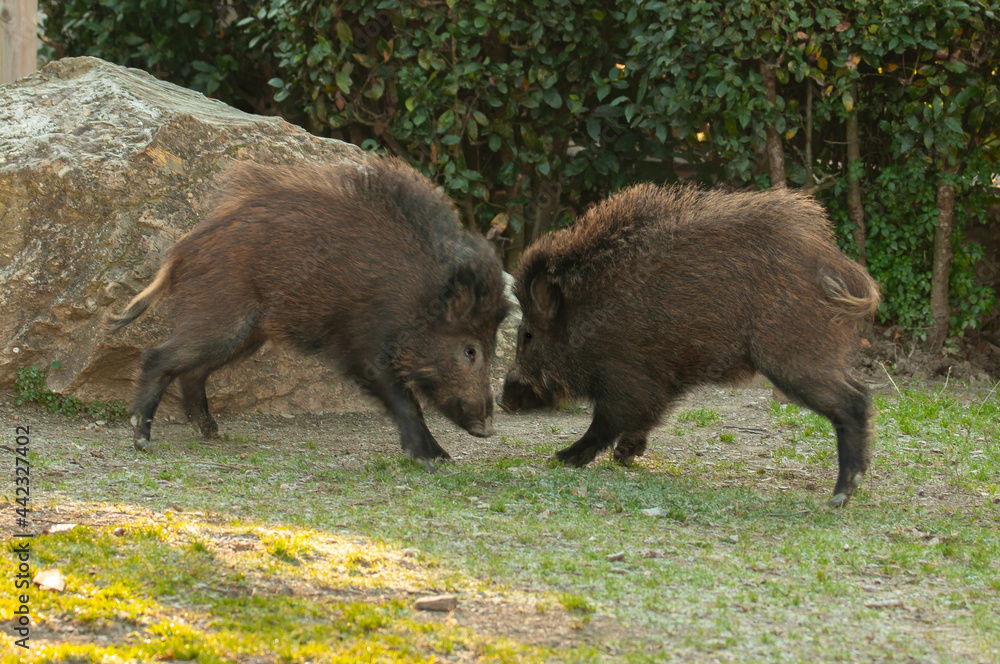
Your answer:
[335,71,352,94]
[543,88,562,109]
[267,78,284,89]
[586,117,601,142]
[842,90,854,113]
[437,110,455,130]
[365,79,385,100]
[931,95,943,119]
[488,134,502,152]
[337,20,354,46]
[177,10,201,26]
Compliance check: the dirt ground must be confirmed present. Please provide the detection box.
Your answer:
[2,334,998,656]
[0,381,788,652]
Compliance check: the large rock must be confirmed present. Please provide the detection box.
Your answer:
[0,57,367,415]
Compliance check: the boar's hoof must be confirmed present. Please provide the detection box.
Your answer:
[613,435,647,466]
[197,419,219,439]
[467,417,494,438]
[828,492,850,508]
[403,451,439,473]
[612,452,639,467]
[828,472,865,507]
[554,446,597,468]
[495,395,515,414]
[130,415,149,452]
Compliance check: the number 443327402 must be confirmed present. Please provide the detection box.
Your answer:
[14,426,30,530]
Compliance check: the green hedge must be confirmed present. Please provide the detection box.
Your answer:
[40,0,1000,338]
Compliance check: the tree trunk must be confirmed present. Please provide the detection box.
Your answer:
[804,81,814,190]
[846,81,866,266]
[760,59,785,188]
[0,0,37,84]
[928,164,958,350]
[527,178,562,245]
[504,218,525,272]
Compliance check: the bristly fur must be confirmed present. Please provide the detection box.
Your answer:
[516,184,878,318]
[107,155,507,459]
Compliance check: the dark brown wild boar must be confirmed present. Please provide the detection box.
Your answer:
[499,185,879,507]
[108,156,508,462]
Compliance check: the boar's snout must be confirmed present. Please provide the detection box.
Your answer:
[440,394,495,438]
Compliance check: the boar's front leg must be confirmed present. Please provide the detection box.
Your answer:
[369,378,451,463]
[612,430,650,465]
[555,402,623,467]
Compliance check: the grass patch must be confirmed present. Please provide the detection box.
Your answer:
[676,408,723,427]
[3,381,999,662]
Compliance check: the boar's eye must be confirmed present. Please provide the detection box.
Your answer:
[465,346,477,362]
[524,331,532,341]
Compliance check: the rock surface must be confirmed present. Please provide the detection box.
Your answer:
[0,56,519,416]
[413,594,458,612]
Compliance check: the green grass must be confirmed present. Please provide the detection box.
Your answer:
[676,408,723,427]
[2,381,998,662]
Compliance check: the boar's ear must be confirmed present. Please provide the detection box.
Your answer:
[442,267,477,322]
[529,275,560,319]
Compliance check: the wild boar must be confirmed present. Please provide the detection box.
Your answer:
[108,156,508,461]
[499,184,879,507]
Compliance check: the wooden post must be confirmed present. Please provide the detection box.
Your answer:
[0,0,37,84]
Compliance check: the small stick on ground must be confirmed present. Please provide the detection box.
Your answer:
[879,362,901,396]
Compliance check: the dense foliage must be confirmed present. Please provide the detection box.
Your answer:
[41,0,1000,339]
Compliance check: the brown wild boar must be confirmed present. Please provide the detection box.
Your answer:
[108,156,508,461]
[499,184,879,507]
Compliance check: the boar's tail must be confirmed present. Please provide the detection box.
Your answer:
[105,257,175,333]
[820,265,881,323]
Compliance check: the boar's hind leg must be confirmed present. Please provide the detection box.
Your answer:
[367,379,451,464]
[768,372,871,507]
[178,368,218,438]
[613,430,650,466]
[176,330,266,439]
[130,321,264,451]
